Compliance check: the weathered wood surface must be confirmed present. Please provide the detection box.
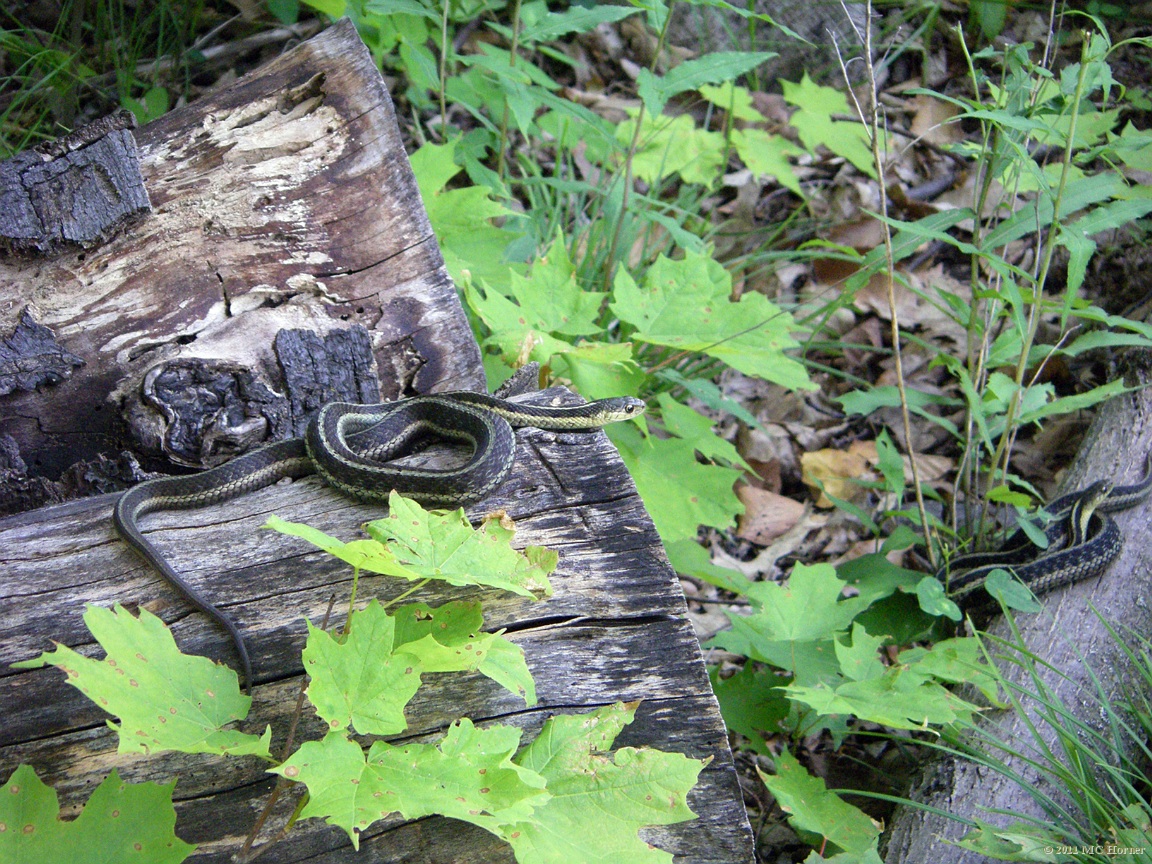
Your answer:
[0,420,754,863]
[0,18,482,486]
[0,108,150,255]
[885,359,1152,861]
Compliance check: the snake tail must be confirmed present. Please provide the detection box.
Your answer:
[113,439,313,691]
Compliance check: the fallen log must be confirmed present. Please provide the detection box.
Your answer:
[0,18,754,864]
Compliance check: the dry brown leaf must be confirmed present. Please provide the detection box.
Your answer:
[744,458,782,493]
[801,447,874,507]
[852,439,952,483]
[750,92,790,126]
[854,267,969,344]
[841,316,884,374]
[735,486,806,544]
[811,253,862,286]
[711,508,830,580]
[802,441,953,510]
[902,452,953,484]
[909,94,963,146]
[824,216,886,251]
[558,87,637,123]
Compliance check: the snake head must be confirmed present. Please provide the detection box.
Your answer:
[1081,480,1114,512]
[601,397,647,422]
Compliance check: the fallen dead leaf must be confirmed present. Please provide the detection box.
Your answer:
[854,266,969,344]
[853,439,953,485]
[736,485,806,544]
[909,93,964,146]
[824,215,886,251]
[711,508,830,581]
[801,446,874,507]
[835,538,907,568]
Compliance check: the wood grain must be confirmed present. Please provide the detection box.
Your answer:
[1,425,755,862]
[0,19,482,480]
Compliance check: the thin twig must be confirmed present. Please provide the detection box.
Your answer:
[236,595,337,864]
[80,21,322,92]
[835,0,936,568]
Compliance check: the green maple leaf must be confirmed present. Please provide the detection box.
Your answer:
[267,493,556,598]
[706,564,868,687]
[14,605,270,758]
[709,663,791,755]
[303,600,538,735]
[619,113,726,186]
[607,422,743,545]
[731,128,804,195]
[464,235,603,339]
[501,702,705,864]
[302,600,424,736]
[275,704,703,862]
[721,563,869,643]
[834,623,886,683]
[785,664,981,731]
[365,494,556,597]
[782,74,876,177]
[897,638,1003,706]
[272,724,549,849]
[393,601,536,706]
[759,749,880,856]
[460,235,611,371]
[698,82,765,121]
[610,251,813,390]
[0,765,194,863]
[656,394,751,469]
[411,140,521,289]
[549,339,646,401]
[392,600,497,671]
[956,819,1073,860]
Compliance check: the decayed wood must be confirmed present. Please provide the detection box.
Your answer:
[0,423,754,863]
[0,308,85,397]
[0,18,482,484]
[0,109,150,255]
[885,357,1152,861]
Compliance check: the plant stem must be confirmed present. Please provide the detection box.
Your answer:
[496,0,522,183]
[985,22,1090,525]
[438,0,450,138]
[602,3,675,292]
[842,0,936,567]
[383,578,433,610]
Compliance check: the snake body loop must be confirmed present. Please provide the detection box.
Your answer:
[941,454,1152,611]
[114,392,646,689]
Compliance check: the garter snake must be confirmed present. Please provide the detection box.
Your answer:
[940,453,1152,611]
[114,391,646,689]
